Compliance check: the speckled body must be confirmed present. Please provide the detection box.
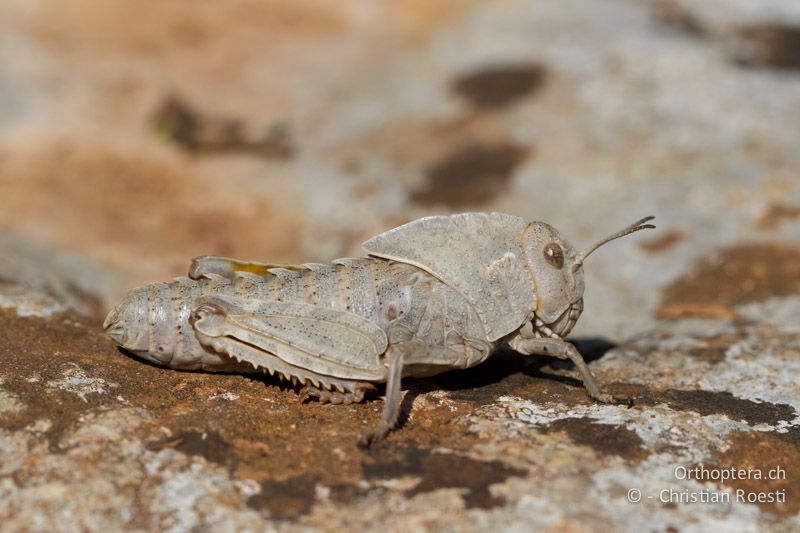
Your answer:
[105,212,654,445]
[108,258,492,379]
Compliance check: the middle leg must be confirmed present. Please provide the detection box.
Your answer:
[358,341,472,448]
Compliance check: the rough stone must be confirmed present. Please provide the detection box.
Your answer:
[1,0,799,339]
[1,283,799,530]
[0,233,122,318]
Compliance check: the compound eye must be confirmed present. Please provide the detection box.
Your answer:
[543,242,564,269]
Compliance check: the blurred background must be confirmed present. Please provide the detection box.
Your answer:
[1,0,799,339]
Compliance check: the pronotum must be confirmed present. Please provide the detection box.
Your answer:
[105,212,655,446]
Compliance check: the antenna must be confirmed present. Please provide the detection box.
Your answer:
[573,216,655,269]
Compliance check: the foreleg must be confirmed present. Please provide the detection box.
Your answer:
[509,335,631,405]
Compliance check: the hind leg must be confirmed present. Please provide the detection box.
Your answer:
[299,385,366,405]
[188,256,304,280]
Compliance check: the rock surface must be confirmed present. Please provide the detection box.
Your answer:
[2,286,799,530]
[1,0,800,337]
[1,0,800,530]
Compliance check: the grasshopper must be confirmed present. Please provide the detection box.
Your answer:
[105,213,654,446]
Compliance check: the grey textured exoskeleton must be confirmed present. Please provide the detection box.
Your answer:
[104,213,655,446]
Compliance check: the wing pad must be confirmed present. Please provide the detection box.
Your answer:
[363,213,537,341]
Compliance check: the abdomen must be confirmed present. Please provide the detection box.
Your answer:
[105,257,488,372]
